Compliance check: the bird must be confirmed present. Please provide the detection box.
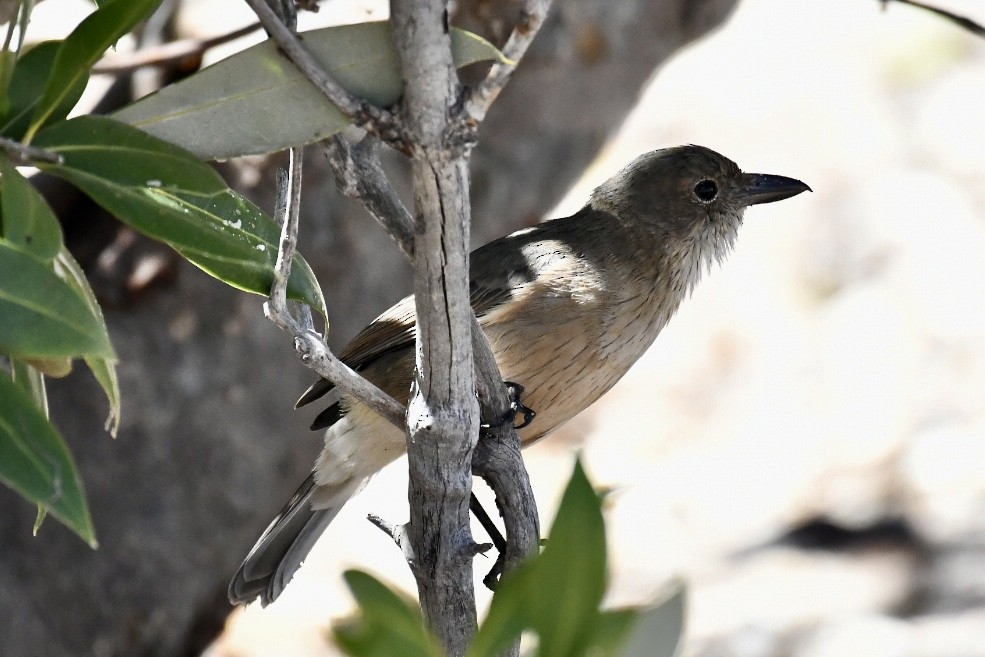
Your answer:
[228,144,810,606]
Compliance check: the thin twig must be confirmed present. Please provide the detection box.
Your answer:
[293,332,406,428]
[264,147,406,430]
[268,147,303,323]
[367,514,417,563]
[0,136,64,165]
[464,0,554,123]
[93,22,264,74]
[242,0,406,146]
[880,0,985,37]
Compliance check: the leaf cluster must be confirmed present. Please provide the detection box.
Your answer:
[334,459,686,657]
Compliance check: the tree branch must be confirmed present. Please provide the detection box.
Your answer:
[264,147,406,431]
[390,0,482,653]
[464,0,554,122]
[324,129,541,596]
[93,22,264,74]
[260,2,542,652]
[0,136,64,165]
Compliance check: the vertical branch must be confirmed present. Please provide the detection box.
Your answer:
[390,1,482,655]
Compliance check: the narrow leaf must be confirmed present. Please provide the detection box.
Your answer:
[617,581,687,657]
[34,504,48,535]
[114,22,507,159]
[533,458,608,657]
[54,247,121,436]
[0,156,64,261]
[0,242,116,359]
[589,610,639,657]
[0,41,86,139]
[334,570,442,657]
[26,0,161,139]
[0,50,16,114]
[0,370,97,547]
[34,116,326,315]
[468,559,537,657]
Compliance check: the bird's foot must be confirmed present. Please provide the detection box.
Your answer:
[480,381,536,432]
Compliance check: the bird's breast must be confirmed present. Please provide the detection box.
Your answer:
[479,260,667,445]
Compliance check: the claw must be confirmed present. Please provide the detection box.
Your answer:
[480,381,536,432]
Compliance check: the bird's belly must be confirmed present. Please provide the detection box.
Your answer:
[485,305,655,445]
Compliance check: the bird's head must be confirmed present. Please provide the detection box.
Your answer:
[589,145,810,289]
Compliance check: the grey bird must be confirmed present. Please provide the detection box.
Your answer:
[228,145,811,606]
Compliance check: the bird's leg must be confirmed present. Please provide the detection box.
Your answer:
[470,492,509,591]
[473,382,536,589]
[470,493,507,554]
[479,381,536,431]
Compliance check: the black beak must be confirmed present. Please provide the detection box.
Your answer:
[737,173,812,206]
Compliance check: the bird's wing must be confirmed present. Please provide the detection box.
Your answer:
[296,227,547,415]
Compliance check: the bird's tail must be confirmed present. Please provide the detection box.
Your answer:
[228,472,358,606]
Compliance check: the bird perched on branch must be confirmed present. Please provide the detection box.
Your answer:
[229,144,810,606]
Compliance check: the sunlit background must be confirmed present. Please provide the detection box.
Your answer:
[27,0,985,655]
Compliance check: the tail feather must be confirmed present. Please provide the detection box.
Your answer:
[228,472,352,607]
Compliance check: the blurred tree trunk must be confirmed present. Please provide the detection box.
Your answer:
[0,1,737,656]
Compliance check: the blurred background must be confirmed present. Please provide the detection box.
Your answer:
[4,1,984,656]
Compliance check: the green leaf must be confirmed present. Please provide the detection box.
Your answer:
[0,50,16,115]
[34,504,48,535]
[617,581,686,657]
[589,610,639,657]
[0,242,116,359]
[532,458,608,657]
[334,570,443,657]
[0,41,87,139]
[25,0,161,140]
[34,116,326,315]
[54,247,121,436]
[0,369,97,547]
[0,156,64,261]
[471,458,609,657]
[114,22,508,159]
[468,558,535,657]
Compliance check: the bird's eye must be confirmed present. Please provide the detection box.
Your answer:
[693,179,718,202]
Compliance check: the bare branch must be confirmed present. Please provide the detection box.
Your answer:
[317,38,540,642]
[243,0,407,145]
[464,0,554,122]
[267,148,303,326]
[264,147,406,430]
[292,332,406,428]
[391,0,482,652]
[93,22,263,74]
[367,514,417,565]
[0,136,63,165]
